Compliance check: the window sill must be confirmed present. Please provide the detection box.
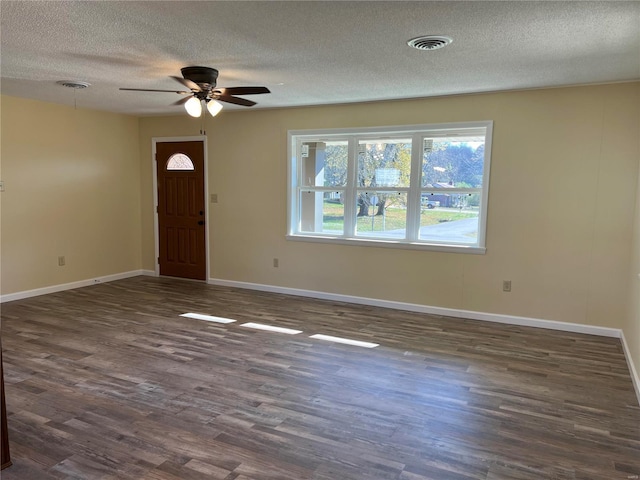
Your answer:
[285,234,486,254]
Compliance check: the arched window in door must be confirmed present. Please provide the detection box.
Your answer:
[166,153,195,171]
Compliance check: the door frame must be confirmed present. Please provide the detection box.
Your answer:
[152,136,209,280]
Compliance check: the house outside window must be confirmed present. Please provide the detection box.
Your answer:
[287,121,493,253]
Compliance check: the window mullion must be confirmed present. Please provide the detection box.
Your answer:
[405,133,423,241]
[343,136,357,236]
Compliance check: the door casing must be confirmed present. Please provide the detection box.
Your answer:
[152,136,209,281]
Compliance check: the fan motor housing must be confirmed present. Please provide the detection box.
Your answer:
[181,66,219,87]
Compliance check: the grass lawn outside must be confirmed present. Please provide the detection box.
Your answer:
[322,201,478,232]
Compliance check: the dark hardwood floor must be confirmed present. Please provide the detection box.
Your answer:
[1,276,639,480]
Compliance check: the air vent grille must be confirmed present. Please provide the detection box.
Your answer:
[407,36,453,51]
[57,81,91,89]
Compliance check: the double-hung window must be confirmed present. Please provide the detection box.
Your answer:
[287,121,492,253]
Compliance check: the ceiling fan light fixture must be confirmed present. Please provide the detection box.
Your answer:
[207,99,223,117]
[119,66,270,115]
[185,96,202,117]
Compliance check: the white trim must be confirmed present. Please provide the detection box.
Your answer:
[285,234,487,254]
[152,140,160,276]
[620,331,640,405]
[208,277,621,338]
[0,270,155,303]
[478,121,493,247]
[406,132,423,242]
[287,121,492,139]
[152,136,209,279]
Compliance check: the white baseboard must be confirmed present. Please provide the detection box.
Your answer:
[208,278,621,338]
[0,269,156,303]
[620,331,640,405]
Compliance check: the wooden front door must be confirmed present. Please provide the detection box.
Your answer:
[156,141,206,281]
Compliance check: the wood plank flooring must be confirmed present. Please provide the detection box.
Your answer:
[1,276,639,480]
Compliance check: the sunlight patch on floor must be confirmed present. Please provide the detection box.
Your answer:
[180,313,236,324]
[309,334,379,348]
[240,322,302,335]
[179,314,380,347]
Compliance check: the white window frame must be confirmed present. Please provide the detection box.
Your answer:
[287,121,493,254]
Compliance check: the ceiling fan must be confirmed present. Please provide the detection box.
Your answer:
[120,66,270,117]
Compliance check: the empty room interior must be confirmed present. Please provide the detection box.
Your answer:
[1,2,639,479]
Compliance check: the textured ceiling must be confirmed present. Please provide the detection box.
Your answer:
[1,1,639,116]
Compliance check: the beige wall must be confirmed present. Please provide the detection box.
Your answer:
[138,83,639,337]
[0,96,142,294]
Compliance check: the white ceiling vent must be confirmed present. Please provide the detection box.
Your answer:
[407,36,453,51]
[56,80,91,89]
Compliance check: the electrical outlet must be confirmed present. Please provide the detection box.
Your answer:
[58,256,66,266]
[503,280,512,292]
[273,258,279,268]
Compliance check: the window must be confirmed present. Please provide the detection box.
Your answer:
[287,121,492,253]
[166,153,195,171]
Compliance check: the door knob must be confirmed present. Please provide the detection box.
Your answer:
[198,220,205,226]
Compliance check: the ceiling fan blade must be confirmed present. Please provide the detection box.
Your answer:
[171,97,191,106]
[218,86,270,96]
[217,94,257,107]
[120,88,191,94]
[171,76,201,92]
